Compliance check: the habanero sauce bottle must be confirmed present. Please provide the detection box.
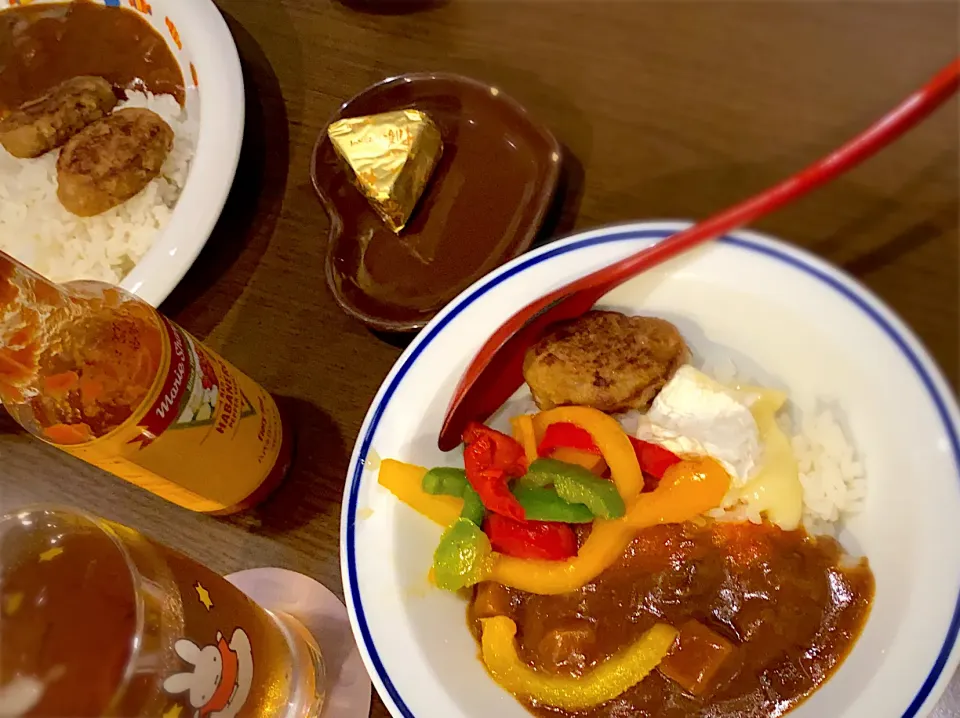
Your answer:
[0,252,292,513]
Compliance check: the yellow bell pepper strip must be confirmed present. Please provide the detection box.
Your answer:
[488,456,731,595]
[433,517,493,590]
[523,458,626,519]
[532,406,644,504]
[378,459,462,527]
[481,616,678,710]
[625,456,730,527]
[510,415,540,466]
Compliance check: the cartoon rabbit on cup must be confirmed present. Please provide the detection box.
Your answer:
[163,628,254,718]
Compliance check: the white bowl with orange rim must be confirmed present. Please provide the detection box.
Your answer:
[1,0,243,306]
[115,0,244,306]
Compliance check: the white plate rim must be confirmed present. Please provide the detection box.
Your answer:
[339,220,960,718]
[118,0,245,306]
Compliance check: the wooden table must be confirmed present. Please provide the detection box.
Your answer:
[3,2,958,716]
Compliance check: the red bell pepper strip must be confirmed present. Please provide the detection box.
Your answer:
[537,422,602,457]
[463,422,528,477]
[463,424,527,521]
[484,514,577,561]
[629,437,682,479]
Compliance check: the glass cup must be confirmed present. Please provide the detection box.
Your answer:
[0,506,325,717]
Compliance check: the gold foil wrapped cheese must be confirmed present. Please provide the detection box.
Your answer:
[328,109,443,233]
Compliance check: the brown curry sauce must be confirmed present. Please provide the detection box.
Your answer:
[0,2,184,114]
[470,520,874,718]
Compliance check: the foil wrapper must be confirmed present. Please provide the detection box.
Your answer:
[327,109,443,233]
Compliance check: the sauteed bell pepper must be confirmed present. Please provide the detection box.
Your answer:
[629,437,682,479]
[460,484,487,526]
[510,484,594,523]
[538,422,603,456]
[549,446,608,475]
[433,518,493,591]
[463,421,529,474]
[422,466,469,496]
[421,467,487,525]
[382,408,730,595]
[422,464,593,524]
[515,417,607,473]
[627,456,730,526]
[489,456,731,594]
[484,514,578,561]
[524,458,625,520]
[463,422,528,521]
[536,420,682,479]
[379,459,462,527]
[481,616,678,710]
[532,407,644,502]
[510,415,539,465]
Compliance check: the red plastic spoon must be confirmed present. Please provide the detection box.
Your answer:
[438,58,960,451]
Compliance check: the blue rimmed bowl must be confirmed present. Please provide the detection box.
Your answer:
[340,221,960,718]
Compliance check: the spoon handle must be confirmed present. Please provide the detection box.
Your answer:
[576,56,960,300]
[439,57,960,450]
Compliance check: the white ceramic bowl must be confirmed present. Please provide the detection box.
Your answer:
[37,0,246,306]
[341,221,960,718]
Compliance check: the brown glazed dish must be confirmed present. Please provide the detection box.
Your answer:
[312,73,561,332]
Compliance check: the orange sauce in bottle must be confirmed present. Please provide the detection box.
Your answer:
[0,254,292,513]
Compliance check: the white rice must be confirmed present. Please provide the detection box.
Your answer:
[791,409,867,533]
[0,91,197,285]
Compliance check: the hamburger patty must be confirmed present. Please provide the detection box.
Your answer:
[0,76,117,159]
[523,310,689,413]
[56,107,173,217]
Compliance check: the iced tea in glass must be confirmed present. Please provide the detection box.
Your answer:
[0,506,325,717]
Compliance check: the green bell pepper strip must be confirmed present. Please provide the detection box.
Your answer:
[433,517,493,590]
[460,484,487,526]
[422,467,486,525]
[423,465,596,524]
[511,484,594,523]
[524,458,626,520]
[422,466,469,496]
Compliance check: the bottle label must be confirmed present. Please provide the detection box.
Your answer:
[60,315,289,513]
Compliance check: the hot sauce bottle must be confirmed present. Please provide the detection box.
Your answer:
[0,252,292,513]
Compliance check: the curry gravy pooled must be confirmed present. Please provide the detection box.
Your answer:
[469,521,874,718]
[0,2,185,111]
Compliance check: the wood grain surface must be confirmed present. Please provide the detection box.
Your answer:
[2,2,957,716]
